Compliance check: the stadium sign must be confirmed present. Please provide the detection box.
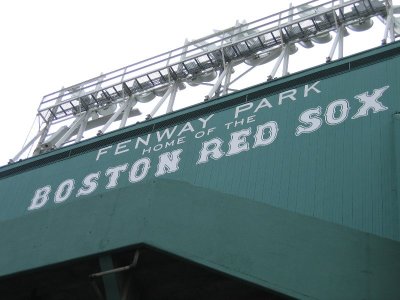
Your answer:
[28,82,390,210]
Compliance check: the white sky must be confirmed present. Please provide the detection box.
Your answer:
[0,0,397,166]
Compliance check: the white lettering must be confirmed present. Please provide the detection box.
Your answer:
[278,89,297,105]
[197,138,225,164]
[254,98,272,113]
[155,149,183,177]
[227,128,251,156]
[28,186,51,210]
[235,102,253,118]
[195,131,205,138]
[225,122,233,130]
[178,122,195,136]
[165,140,175,147]
[325,99,349,125]
[142,147,152,155]
[234,118,244,127]
[304,81,321,97]
[105,164,128,189]
[295,107,323,136]
[96,146,112,161]
[198,114,214,129]
[129,158,151,183]
[352,86,389,119]
[153,144,163,151]
[207,127,216,135]
[253,121,279,147]
[76,172,101,197]
[135,134,151,149]
[54,179,75,203]
[156,126,177,142]
[247,115,256,123]
[115,140,131,155]
[177,137,186,144]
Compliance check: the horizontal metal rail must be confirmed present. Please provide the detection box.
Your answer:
[37,0,387,124]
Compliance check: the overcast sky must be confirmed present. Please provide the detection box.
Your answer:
[0,0,397,166]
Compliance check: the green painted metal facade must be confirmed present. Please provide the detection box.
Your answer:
[1,42,400,299]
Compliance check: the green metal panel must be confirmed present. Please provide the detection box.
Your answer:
[1,42,400,299]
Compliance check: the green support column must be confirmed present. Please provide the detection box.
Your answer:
[99,255,121,300]
[393,113,400,233]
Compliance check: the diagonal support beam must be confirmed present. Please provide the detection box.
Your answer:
[98,101,130,135]
[54,114,86,148]
[75,111,91,142]
[222,63,234,96]
[327,25,346,61]
[382,3,395,44]
[268,45,289,80]
[166,84,179,113]
[119,96,137,128]
[207,67,229,99]
[11,128,45,162]
[150,85,174,117]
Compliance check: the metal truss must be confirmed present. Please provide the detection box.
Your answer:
[11,0,400,162]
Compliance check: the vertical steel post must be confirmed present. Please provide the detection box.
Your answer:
[282,3,294,76]
[383,1,395,43]
[34,89,65,154]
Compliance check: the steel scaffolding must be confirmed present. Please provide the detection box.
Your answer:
[11,0,399,162]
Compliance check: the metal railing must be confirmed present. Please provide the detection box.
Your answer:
[10,0,397,162]
[37,0,387,124]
